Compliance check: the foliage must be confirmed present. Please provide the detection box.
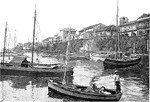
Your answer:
[95,35,148,53]
[34,39,84,54]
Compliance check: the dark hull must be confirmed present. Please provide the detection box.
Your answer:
[0,65,73,77]
[103,57,141,69]
[48,80,122,101]
[69,56,90,61]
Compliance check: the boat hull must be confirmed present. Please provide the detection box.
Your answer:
[0,65,73,77]
[48,80,122,101]
[103,57,141,69]
[69,56,90,61]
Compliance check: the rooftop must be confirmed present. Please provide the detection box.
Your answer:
[79,23,106,33]
[137,13,150,20]
[119,20,136,26]
[96,25,116,32]
[61,27,77,32]
[43,37,54,42]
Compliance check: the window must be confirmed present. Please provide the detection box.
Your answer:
[146,22,149,28]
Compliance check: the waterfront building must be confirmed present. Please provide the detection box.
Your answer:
[57,27,77,42]
[95,25,117,39]
[78,23,105,52]
[42,37,54,47]
[119,18,137,36]
[118,13,150,53]
[120,17,129,25]
[136,13,150,53]
[136,13,150,36]
[78,23,105,40]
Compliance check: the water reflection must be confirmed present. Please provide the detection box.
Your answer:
[0,76,63,102]
[0,54,149,102]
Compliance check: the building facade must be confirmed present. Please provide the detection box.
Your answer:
[95,25,117,39]
[136,13,150,53]
[57,27,77,42]
[118,13,150,53]
[78,23,106,40]
[119,20,137,36]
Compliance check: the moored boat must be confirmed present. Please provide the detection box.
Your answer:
[103,56,141,69]
[48,79,122,101]
[103,0,142,69]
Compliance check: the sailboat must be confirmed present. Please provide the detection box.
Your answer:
[48,27,122,101]
[1,22,8,65]
[0,5,73,77]
[103,0,141,69]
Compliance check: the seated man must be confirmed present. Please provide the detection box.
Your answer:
[92,83,99,92]
[84,83,99,93]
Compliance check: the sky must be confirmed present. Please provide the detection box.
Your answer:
[0,0,149,50]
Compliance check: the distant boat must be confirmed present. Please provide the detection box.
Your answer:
[103,0,141,69]
[68,53,90,61]
[103,54,141,69]
[90,52,110,62]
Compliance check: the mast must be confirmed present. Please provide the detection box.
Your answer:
[62,27,71,85]
[2,22,7,64]
[31,4,36,66]
[115,0,119,59]
[14,29,17,48]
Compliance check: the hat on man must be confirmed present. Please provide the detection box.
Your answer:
[114,70,119,74]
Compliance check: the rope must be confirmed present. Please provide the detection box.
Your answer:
[36,24,39,43]
[36,18,43,42]
[7,24,13,50]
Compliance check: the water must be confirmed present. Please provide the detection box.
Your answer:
[0,52,149,102]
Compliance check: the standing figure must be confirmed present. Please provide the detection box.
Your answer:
[114,70,121,93]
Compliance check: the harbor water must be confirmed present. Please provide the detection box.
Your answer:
[0,52,149,102]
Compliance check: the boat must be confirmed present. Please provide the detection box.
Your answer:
[68,53,90,61]
[103,0,141,69]
[90,51,111,62]
[103,55,141,69]
[48,27,122,101]
[0,5,73,77]
[48,79,122,101]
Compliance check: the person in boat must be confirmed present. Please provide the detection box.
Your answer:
[114,70,121,93]
[98,86,106,94]
[91,83,106,94]
[92,83,98,92]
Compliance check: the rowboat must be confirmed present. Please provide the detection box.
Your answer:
[48,79,122,101]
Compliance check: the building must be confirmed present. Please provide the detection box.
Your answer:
[78,23,106,39]
[119,13,150,37]
[136,13,150,36]
[57,27,77,42]
[120,17,129,25]
[95,25,117,39]
[118,13,150,53]
[136,13,150,52]
[42,37,54,46]
[119,20,137,36]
